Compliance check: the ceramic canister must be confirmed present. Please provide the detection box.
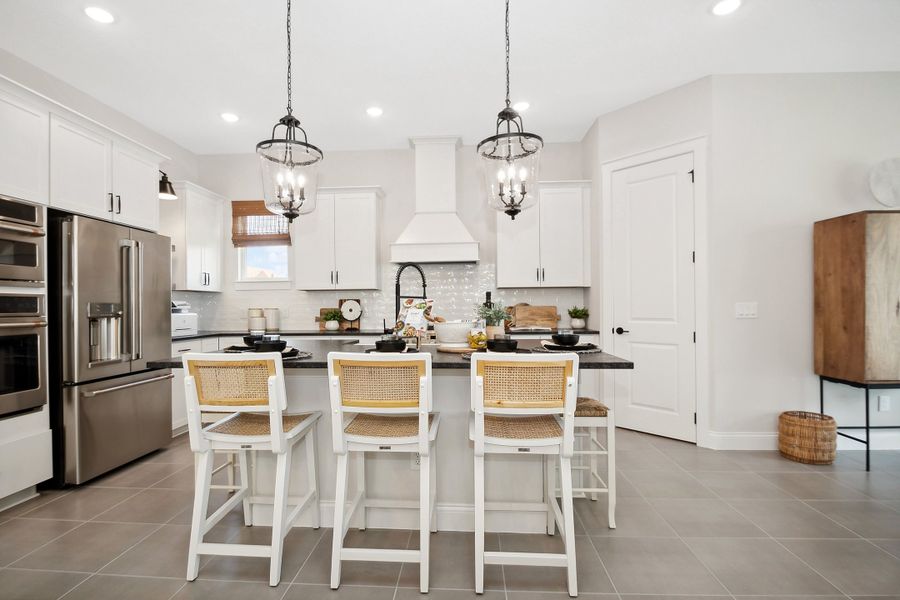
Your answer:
[263,308,281,331]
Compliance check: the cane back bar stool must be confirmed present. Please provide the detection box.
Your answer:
[182,353,321,587]
[469,353,580,597]
[327,352,440,593]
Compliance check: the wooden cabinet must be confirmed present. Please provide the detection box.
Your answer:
[814,210,900,383]
[49,114,160,230]
[0,87,49,205]
[295,187,381,290]
[496,181,591,288]
[160,181,224,292]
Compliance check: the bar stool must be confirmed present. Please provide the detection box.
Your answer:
[470,353,580,597]
[571,398,616,528]
[182,353,321,587]
[327,352,439,593]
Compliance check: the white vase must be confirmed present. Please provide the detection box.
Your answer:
[325,320,340,331]
[486,325,505,340]
[570,318,586,330]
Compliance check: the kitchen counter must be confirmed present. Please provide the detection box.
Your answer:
[170,328,601,342]
[150,339,631,370]
[161,338,628,534]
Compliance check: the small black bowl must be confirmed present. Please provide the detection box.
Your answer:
[374,338,407,352]
[254,339,287,352]
[486,338,518,352]
[551,333,580,347]
[244,334,264,346]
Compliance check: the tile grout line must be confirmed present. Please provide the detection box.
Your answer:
[391,529,413,600]
[573,493,622,600]
[281,527,328,600]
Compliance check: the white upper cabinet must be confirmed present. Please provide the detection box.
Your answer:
[0,87,49,205]
[49,115,113,219]
[50,114,162,230]
[295,187,381,291]
[160,181,224,292]
[496,181,591,288]
[112,142,159,231]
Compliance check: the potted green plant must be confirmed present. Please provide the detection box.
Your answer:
[568,306,589,330]
[475,301,510,341]
[323,309,342,331]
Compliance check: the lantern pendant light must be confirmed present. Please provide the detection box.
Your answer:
[476,0,543,221]
[256,0,323,222]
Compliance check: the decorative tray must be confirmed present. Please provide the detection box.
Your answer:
[222,346,309,359]
[461,349,534,360]
[536,342,602,353]
[365,348,421,354]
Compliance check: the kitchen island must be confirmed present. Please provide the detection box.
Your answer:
[149,339,633,533]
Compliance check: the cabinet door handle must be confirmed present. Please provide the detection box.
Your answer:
[542,268,546,281]
[107,192,114,212]
[536,267,540,282]
[335,270,339,285]
[330,271,333,284]
[115,194,122,214]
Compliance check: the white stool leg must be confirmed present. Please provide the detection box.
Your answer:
[356,450,367,531]
[239,450,251,526]
[590,427,599,501]
[429,441,438,533]
[607,414,616,529]
[306,428,320,529]
[269,449,292,587]
[545,454,556,536]
[560,455,578,598]
[227,452,236,492]
[331,452,350,589]
[186,450,213,581]
[419,452,431,593]
[474,454,485,594]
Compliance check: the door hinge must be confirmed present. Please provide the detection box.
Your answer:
[694,412,697,425]
[693,331,696,343]
[688,169,695,183]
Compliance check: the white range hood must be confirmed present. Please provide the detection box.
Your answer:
[390,136,480,263]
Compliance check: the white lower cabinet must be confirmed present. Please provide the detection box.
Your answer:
[496,181,591,288]
[295,187,381,290]
[0,408,52,502]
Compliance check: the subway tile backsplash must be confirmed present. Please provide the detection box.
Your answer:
[174,263,586,331]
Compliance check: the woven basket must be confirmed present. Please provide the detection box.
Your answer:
[778,411,836,465]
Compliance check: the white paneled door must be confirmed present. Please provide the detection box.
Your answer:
[610,152,696,442]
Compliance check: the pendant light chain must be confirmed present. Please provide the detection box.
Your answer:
[504,0,510,108]
[286,0,293,116]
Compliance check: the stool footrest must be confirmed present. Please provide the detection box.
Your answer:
[197,542,272,558]
[340,548,420,563]
[484,551,567,567]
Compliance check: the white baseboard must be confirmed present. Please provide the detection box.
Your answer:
[705,429,900,451]
[251,501,552,533]
[0,486,38,513]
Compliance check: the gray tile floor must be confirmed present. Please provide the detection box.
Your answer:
[2,429,900,600]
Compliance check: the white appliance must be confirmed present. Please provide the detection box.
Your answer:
[172,312,199,338]
[390,137,480,263]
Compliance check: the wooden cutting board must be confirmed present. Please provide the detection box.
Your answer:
[437,345,476,354]
[508,304,559,328]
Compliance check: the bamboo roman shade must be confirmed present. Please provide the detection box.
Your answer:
[231,200,291,247]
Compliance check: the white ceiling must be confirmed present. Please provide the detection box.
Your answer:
[1,0,898,155]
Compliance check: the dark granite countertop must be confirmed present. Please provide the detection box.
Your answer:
[150,339,632,370]
[172,328,601,342]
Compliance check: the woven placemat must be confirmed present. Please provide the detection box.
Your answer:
[533,346,603,354]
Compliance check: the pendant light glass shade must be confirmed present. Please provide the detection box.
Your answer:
[476,0,543,220]
[255,0,323,223]
[256,115,322,221]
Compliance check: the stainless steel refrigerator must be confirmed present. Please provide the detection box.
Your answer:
[49,213,173,485]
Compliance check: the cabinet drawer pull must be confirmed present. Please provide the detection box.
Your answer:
[107,192,114,213]
[116,195,122,214]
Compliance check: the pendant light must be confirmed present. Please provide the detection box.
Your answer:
[476,0,543,221]
[256,0,323,222]
[158,171,177,200]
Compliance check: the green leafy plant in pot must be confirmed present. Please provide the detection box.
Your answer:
[323,309,343,331]
[568,306,589,330]
[475,301,510,341]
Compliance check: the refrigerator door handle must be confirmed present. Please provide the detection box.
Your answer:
[120,239,136,360]
[134,239,143,360]
[81,372,174,397]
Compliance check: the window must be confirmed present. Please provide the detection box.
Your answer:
[232,200,292,284]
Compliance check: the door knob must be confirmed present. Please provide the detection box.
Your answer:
[614,327,630,335]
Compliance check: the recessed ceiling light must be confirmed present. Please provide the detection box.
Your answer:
[220,112,239,123]
[366,106,383,118]
[84,6,115,24]
[711,0,742,16]
[513,101,530,112]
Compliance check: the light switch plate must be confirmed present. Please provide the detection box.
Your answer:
[735,302,758,319]
[878,396,891,412]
